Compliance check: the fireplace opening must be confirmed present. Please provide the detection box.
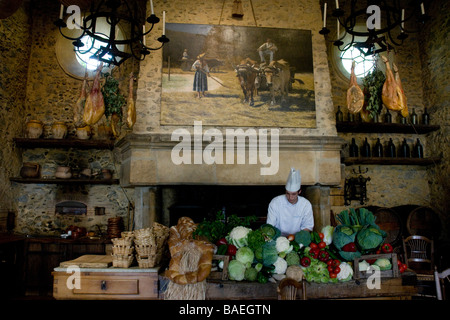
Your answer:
[55,201,87,215]
[166,185,311,227]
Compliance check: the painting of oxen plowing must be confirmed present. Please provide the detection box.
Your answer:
[161,23,316,128]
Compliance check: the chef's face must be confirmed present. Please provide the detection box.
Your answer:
[285,190,300,204]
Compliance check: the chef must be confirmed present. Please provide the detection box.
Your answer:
[266,168,314,236]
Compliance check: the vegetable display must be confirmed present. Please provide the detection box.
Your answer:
[217,207,398,284]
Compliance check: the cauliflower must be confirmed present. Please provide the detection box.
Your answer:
[337,262,353,282]
[321,225,334,246]
[227,226,252,249]
[273,257,288,275]
[359,260,370,272]
[275,236,293,257]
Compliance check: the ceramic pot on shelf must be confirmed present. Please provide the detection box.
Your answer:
[55,166,72,179]
[76,126,92,140]
[26,120,44,139]
[20,162,40,178]
[52,121,68,139]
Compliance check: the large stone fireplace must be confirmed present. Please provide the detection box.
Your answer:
[116,133,345,231]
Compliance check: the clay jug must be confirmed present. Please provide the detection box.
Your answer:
[52,121,68,139]
[26,120,44,139]
[76,126,91,140]
[20,162,40,178]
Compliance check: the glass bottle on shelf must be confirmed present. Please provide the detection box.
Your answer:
[413,138,424,158]
[348,112,355,122]
[349,138,359,157]
[422,107,430,125]
[336,106,344,122]
[373,138,383,157]
[410,108,418,125]
[360,137,371,157]
[386,138,396,157]
[384,109,392,123]
[398,138,410,158]
[398,113,406,124]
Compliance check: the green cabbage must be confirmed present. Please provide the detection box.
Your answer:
[338,250,361,261]
[374,258,392,271]
[228,260,246,281]
[261,240,278,266]
[247,229,266,251]
[235,247,254,267]
[294,230,311,247]
[285,251,300,266]
[260,224,280,240]
[356,225,386,250]
[244,267,258,281]
[332,225,357,250]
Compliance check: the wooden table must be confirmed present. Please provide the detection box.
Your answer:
[53,266,160,300]
[204,272,418,300]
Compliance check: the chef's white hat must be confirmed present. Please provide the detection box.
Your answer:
[285,168,301,192]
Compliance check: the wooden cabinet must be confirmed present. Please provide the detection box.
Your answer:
[53,268,159,300]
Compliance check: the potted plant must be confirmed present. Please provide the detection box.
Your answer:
[362,67,386,121]
[101,72,125,138]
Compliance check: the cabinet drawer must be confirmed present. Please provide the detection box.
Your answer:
[74,278,139,295]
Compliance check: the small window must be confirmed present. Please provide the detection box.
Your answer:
[340,45,377,78]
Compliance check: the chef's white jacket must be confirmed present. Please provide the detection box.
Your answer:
[266,194,314,235]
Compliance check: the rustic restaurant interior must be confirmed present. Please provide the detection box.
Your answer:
[0,0,449,302]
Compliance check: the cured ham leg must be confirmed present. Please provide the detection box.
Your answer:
[83,63,105,125]
[381,56,407,115]
[73,71,88,127]
[393,62,409,117]
[126,72,136,129]
[346,61,364,114]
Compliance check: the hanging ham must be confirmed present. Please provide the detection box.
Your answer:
[381,56,408,116]
[83,63,105,125]
[126,72,136,129]
[73,71,88,127]
[346,61,364,114]
[393,62,409,117]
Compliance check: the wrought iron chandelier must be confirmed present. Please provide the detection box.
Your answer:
[54,0,169,66]
[319,0,429,56]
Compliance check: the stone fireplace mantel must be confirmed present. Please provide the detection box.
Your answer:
[115,132,345,187]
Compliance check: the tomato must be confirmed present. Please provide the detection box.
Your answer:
[326,259,333,266]
[287,234,295,241]
[310,242,318,249]
[332,259,341,268]
[318,241,326,249]
[397,260,403,266]
[329,272,337,279]
[327,266,334,273]
[226,244,237,256]
[333,266,341,274]
[319,233,324,240]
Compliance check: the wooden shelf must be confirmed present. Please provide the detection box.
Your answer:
[342,157,441,166]
[13,138,115,150]
[10,178,120,185]
[336,121,440,134]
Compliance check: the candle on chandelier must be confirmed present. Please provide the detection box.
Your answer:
[401,9,405,31]
[150,0,154,15]
[335,0,339,9]
[323,3,327,28]
[337,19,340,37]
[143,25,146,46]
[163,11,166,35]
[59,4,64,19]
[420,3,425,15]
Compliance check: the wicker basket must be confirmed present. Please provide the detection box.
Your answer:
[135,244,156,257]
[111,237,133,246]
[136,255,156,268]
[112,254,134,268]
[112,245,134,255]
[121,231,134,239]
[134,228,151,239]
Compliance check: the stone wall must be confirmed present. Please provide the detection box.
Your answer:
[0,2,31,217]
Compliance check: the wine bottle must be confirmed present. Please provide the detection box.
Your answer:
[336,106,343,122]
[384,109,392,123]
[410,108,417,125]
[373,138,383,157]
[386,138,396,157]
[361,137,371,157]
[413,138,424,158]
[349,138,359,157]
[422,107,430,125]
[398,138,410,158]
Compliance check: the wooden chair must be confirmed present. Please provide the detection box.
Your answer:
[277,278,306,300]
[434,266,450,300]
[402,235,435,281]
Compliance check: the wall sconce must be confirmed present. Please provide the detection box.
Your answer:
[232,0,244,18]
[344,167,370,205]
